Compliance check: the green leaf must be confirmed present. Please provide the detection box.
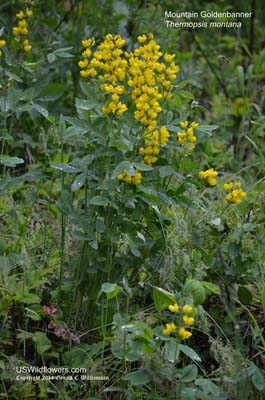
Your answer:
[252,368,265,391]
[159,165,175,178]
[153,286,176,311]
[195,378,222,395]
[133,162,153,172]
[111,341,124,359]
[47,53,56,63]
[238,286,253,305]
[75,98,96,111]
[95,218,105,233]
[236,364,257,381]
[202,281,221,295]
[0,156,24,167]
[123,369,150,386]
[72,231,94,241]
[180,365,198,383]
[50,162,82,173]
[4,70,23,82]
[38,84,65,101]
[32,332,52,355]
[165,338,179,362]
[32,103,49,118]
[101,282,119,299]
[178,344,202,362]
[184,279,206,305]
[71,172,86,192]
[178,90,194,100]
[89,196,108,206]
[197,125,219,133]
[111,161,131,179]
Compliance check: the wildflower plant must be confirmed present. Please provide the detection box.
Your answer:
[224,181,246,203]
[162,302,195,339]
[78,33,184,185]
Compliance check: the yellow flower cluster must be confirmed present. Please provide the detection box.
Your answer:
[127,34,179,130]
[0,40,6,57]
[78,38,95,77]
[162,303,194,339]
[177,121,199,151]
[78,33,179,178]
[78,35,128,116]
[139,126,170,165]
[117,170,142,186]
[224,181,246,204]
[199,168,218,186]
[13,6,33,51]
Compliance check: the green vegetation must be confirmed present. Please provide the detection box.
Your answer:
[0,0,264,399]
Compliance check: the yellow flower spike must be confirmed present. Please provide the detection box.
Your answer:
[179,327,192,339]
[183,305,193,314]
[168,303,179,313]
[183,316,195,325]
[0,50,2,57]
[162,322,177,335]
[16,10,25,19]
[0,40,6,47]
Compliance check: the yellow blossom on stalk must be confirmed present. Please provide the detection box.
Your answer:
[180,121,188,129]
[179,327,192,339]
[199,168,218,186]
[16,10,25,19]
[163,322,177,335]
[0,40,6,47]
[177,121,199,151]
[168,303,179,313]
[127,33,179,129]
[82,38,94,48]
[26,9,33,17]
[183,315,195,325]
[223,182,233,190]
[137,34,147,43]
[224,181,246,204]
[0,50,2,57]
[139,126,170,165]
[79,34,127,116]
[22,39,31,52]
[183,305,193,314]
[13,19,29,36]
